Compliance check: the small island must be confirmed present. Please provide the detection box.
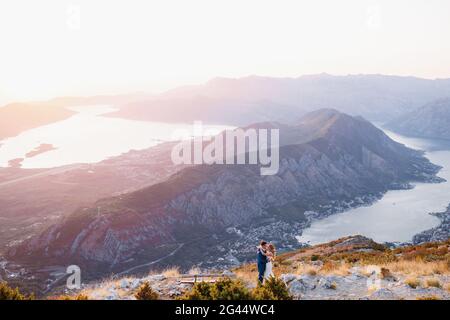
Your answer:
[25,143,57,158]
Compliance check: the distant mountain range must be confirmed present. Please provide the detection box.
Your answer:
[7,109,442,281]
[0,93,150,140]
[386,98,450,140]
[3,74,450,141]
[108,74,450,125]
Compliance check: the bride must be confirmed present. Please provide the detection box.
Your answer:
[264,243,276,280]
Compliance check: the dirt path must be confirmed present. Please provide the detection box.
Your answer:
[115,243,185,277]
[0,164,83,189]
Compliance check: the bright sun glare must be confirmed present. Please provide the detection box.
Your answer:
[0,0,450,104]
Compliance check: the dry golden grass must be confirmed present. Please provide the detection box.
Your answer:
[404,277,422,289]
[234,259,351,284]
[444,283,450,292]
[78,287,107,300]
[79,284,130,300]
[289,263,317,276]
[416,295,441,300]
[76,272,171,300]
[77,275,129,300]
[380,260,449,276]
[233,263,258,286]
[233,259,446,291]
[162,267,181,278]
[445,283,450,292]
[424,278,441,288]
[305,267,318,276]
[234,260,302,286]
[318,261,351,276]
[51,293,89,300]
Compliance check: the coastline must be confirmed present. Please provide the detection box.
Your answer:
[413,205,450,244]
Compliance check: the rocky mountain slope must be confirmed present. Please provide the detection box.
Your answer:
[0,142,186,256]
[6,109,442,284]
[386,98,450,140]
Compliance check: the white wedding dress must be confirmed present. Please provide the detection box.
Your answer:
[264,260,274,279]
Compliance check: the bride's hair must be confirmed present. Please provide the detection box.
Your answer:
[268,244,276,258]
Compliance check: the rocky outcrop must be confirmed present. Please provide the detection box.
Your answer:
[65,264,450,300]
[44,236,450,300]
[280,271,450,300]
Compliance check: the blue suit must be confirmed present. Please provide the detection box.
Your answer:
[257,248,267,283]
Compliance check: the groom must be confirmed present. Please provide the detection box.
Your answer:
[257,241,268,284]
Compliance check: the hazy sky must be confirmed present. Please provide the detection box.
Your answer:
[1,0,449,104]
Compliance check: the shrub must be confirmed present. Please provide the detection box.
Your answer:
[210,279,252,300]
[321,261,336,273]
[135,282,159,300]
[0,282,32,300]
[405,277,421,289]
[58,294,89,300]
[425,278,441,288]
[280,260,293,266]
[181,279,251,300]
[380,268,394,279]
[162,267,180,278]
[252,285,276,300]
[417,295,441,300]
[252,277,292,300]
[182,277,291,301]
[181,282,213,300]
[306,267,317,276]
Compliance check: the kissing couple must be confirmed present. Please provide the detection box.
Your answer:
[257,240,276,284]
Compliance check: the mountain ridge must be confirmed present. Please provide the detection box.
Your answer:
[386,97,450,140]
[108,74,450,124]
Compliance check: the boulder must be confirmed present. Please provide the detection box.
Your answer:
[120,279,130,289]
[130,279,142,289]
[280,274,297,285]
[369,288,400,300]
[318,277,336,290]
[288,276,317,297]
[147,274,166,282]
